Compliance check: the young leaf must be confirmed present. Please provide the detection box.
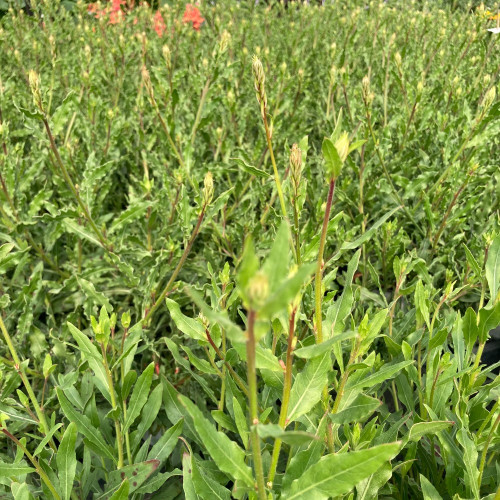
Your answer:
[283,443,401,499]
[57,422,78,500]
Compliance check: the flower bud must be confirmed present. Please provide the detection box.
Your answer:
[28,70,43,112]
[252,55,267,116]
[290,143,302,188]
[481,86,496,112]
[203,171,214,206]
[219,30,230,54]
[247,272,269,309]
[280,62,287,74]
[334,132,350,163]
[162,44,171,71]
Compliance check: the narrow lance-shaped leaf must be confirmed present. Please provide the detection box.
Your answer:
[123,362,155,433]
[287,353,330,422]
[179,395,254,487]
[283,443,401,500]
[485,234,500,303]
[57,422,78,500]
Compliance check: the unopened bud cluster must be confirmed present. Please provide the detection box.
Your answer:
[162,45,171,72]
[252,55,267,119]
[28,70,43,113]
[290,143,303,191]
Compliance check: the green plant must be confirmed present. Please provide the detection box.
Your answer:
[0,0,499,498]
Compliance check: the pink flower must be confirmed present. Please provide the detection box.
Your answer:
[182,3,204,31]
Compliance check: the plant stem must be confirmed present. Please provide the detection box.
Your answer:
[0,315,54,449]
[478,412,500,489]
[246,310,267,500]
[1,428,61,500]
[315,179,335,345]
[262,113,287,221]
[268,307,296,485]
[190,78,211,148]
[142,207,206,326]
[101,343,124,468]
[42,117,109,250]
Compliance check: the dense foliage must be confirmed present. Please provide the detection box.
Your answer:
[0,0,499,499]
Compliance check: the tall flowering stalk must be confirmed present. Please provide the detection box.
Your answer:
[252,55,288,220]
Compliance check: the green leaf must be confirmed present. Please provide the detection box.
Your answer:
[76,277,113,313]
[33,423,63,457]
[11,482,35,500]
[132,383,163,449]
[456,428,480,500]
[108,479,129,500]
[233,343,281,371]
[338,207,401,252]
[322,137,342,180]
[486,235,500,303]
[420,474,443,500]
[183,453,199,500]
[463,307,478,353]
[288,353,330,422]
[134,469,181,494]
[463,244,482,280]
[109,201,155,234]
[231,157,270,178]
[356,462,392,500]
[57,422,78,500]
[256,424,319,445]
[259,263,314,318]
[192,457,231,500]
[0,463,35,477]
[179,395,254,487]
[408,421,454,442]
[478,302,500,344]
[346,361,413,392]
[103,461,160,498]
[147,419,183,464]
[283,443,401,499]
[261,222,290,293]
[56,388,115,461]
[66,322,110,401]
[123,362,155,433]
[62,218,102,247]
[294,331,357,359]
[165,298,207,342]
[329,393,381,424]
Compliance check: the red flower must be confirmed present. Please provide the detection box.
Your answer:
[182,3,204,31]
[153,10,166,37]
